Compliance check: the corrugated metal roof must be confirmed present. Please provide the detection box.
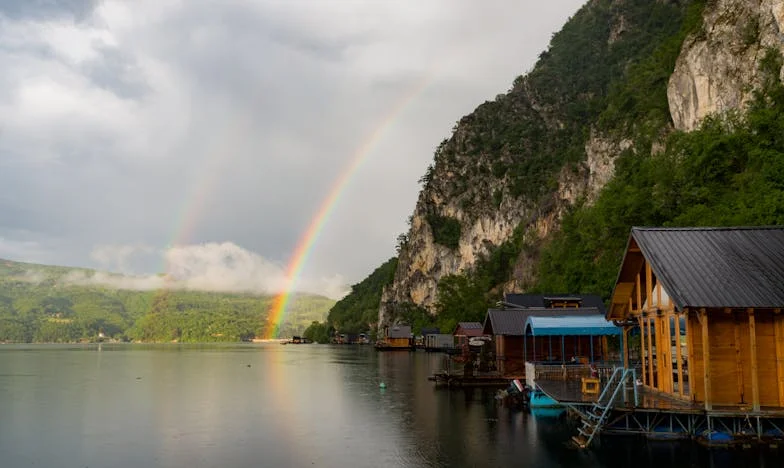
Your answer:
[632,227,784,309]
[388,325,411,339]
[503,293,606,315]
[457,322,483,330]
[483,308,600,336]
[525,315,621,337]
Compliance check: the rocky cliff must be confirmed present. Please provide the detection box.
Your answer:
[668,0,784,131]
[379,0,784,329]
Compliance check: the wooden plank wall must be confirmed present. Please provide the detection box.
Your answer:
[689,312,704,403]
[755,311,778,406]
[689,310,780,407]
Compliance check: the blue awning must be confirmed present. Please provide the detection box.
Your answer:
[525,315,621,336]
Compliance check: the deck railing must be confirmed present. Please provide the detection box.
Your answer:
[525,361,623,388]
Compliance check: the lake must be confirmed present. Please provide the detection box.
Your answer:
[0,344,780,467]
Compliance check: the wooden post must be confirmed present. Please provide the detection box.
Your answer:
[623,327,629,369]
[647,316,654,388]
[636,272,642,314]
[561,335,565,365]
[639,316,647,386]
[664,309,673,394]
[655,313,664,392]
[684,308,693,399]
[646,264,655,389]
[675,314,683,397]
[774,311,784,406]
[645,264,653,313]
[749,309,760,412]
[732,310,745,403]
[700,309,712,410]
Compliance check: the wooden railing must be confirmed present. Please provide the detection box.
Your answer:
[525,361,624,388]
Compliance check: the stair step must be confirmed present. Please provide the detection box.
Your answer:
[578,426,595,436]
[572,435,588,449]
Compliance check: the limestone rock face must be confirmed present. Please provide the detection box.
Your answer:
[668,0,784,131]
[378,130,629,328]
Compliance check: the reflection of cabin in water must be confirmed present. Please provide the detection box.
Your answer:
[609,227,784,411]
[483,294,607,377]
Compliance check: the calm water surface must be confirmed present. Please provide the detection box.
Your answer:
[0,344,781,467]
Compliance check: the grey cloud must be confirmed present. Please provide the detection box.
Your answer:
[0,0,97,21]
[0,0,586,294]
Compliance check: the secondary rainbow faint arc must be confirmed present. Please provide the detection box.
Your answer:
[263,73,436,339]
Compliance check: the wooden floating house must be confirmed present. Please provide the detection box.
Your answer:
[483,294,607,378]
[453,321,484,347]
[523,315,622,409]
[609,226,784,411]
[532,227,784,448]
[376,324,414,351]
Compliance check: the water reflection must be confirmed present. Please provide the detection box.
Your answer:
[0,344,781,467]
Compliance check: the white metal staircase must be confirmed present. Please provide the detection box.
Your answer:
[572,367,638,448]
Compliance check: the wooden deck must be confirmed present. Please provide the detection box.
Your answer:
[428,370,515,388]
[536,379,784,417]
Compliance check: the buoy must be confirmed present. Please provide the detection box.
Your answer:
[379,382,386,389]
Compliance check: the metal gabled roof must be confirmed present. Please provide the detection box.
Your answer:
[632,226,784,309]
[457,322,483,330]
[502,293,607,315]
[525,315,621,337]
[388,325,411,339]
[483,307,600,336]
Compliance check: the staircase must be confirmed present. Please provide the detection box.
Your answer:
[572,367,638,449]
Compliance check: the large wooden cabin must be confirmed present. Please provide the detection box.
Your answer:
[609,227,784,411]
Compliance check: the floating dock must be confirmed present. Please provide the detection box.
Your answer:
[532,369,784,449]
[428,371,511,388]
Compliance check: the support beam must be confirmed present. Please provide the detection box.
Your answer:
[774,313,784,406]
[561,336,565,365]
[749,309,760,412]
[700,309,712,410]
[684,308,693,399]
[638,316,647,386]
[647,316,654,388]
[549,336,553,361]
[732,310,745,404]
[636,272,642,314]
[676,312,684,397]
[590,335,595,363]
[664,309,673,394]
[623,327,629,369]
[645,264,653,313]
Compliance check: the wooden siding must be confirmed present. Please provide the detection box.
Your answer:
[386,337,410,348]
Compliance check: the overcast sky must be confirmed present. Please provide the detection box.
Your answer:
[0,0,585,298]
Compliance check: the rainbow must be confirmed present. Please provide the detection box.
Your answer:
[263,74,435,339]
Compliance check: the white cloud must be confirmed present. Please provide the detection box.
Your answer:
[79,242,349,299]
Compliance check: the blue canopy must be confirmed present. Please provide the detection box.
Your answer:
[525,315,621,337]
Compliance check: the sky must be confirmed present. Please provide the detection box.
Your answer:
[0,0,585,299]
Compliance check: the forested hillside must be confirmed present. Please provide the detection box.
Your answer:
[304,257,397,342]
[0,259,333,343]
